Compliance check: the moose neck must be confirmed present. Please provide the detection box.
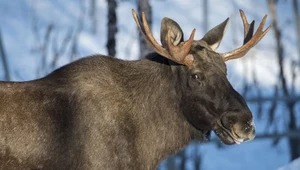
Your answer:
[132,55,203,168]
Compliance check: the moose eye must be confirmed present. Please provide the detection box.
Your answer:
[191,74,199,79]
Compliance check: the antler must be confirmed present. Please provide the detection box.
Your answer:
[132,9,196,66]
[240,10,255,44]
[222,10,271,61]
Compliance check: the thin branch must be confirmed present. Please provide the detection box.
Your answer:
[252,61,264,118]
[292,0,300,60]
[137,0,152,58]
[51,28,73,69]
[246,95,300,103]
[0,29,10,81]
[268,0,289,96]
[106,0,118,57]
[89,0,98,34]
[203,0,209,32]
[70,34,78,61]
[268,0,300,160]
[267,85,278,125]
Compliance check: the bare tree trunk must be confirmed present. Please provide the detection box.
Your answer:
[192,142,201,170]
[165,155,179,170]
[50,28,74,70]
[89,0,97,34]
[36,24,53,76]
[268,0,300,161]
[292,0,300,61]
[203,0,208,32]
[0,29,11,81]
[106,0,118,57]
[137,0,153,58]
[178,150,186,170]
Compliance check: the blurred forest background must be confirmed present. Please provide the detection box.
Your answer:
[0,0,299,169]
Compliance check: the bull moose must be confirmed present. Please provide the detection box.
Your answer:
[0,9,270,170]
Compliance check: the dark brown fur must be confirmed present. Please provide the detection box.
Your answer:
[0,14,257,170]
[0,56,202,169]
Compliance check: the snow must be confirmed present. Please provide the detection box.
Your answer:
[0,0,299,169]
[278,157,300,170]
[199,138,290,170]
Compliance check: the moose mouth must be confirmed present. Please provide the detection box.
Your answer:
[214,120,244,145]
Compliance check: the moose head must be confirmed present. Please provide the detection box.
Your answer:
[132,9,271,145]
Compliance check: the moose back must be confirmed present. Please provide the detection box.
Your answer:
[0,10,270,170]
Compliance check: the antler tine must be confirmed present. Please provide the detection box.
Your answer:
[167,28,196,66]
[132,9,196,66]
[239,9,255,44]
[132,9,171,59]
[222,11,271,61]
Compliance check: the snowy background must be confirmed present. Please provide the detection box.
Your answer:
[0,0,299,170]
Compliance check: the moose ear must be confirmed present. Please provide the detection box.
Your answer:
[160,18,184,47]
[201,18,229,51]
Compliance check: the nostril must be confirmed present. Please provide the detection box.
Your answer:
[252,128,256,134]
[248,128,256,141]
[244,137,250,141]
[252,127,256,136]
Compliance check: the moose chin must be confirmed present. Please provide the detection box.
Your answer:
[0,9,270,170]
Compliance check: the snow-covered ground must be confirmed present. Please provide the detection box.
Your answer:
[199,135,290,170]
[278,157,300,170]
[0,0,299,169]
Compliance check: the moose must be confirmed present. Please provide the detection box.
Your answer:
[0,9,270,170]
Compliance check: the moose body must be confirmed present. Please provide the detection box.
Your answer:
[0,56,200,169]
[0,10,270,170]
